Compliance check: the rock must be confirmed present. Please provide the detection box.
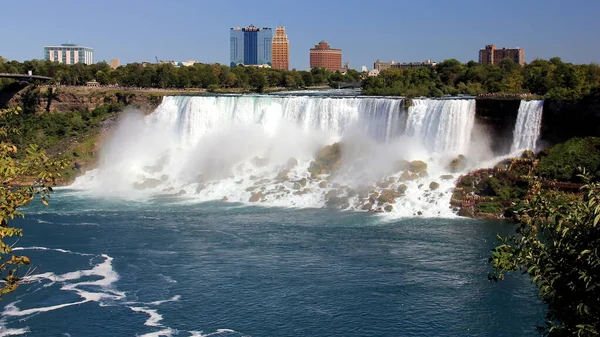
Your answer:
[326,196,349,209]
[251,157,269,167]
[222,196,228,201]
[245,186,258,192]
[275,169,290,182]
[409,160,428,173]
[249,175,259,181]
[419,171,429,178]
[195,184,206,193]
[319,181,328,188]
[417,211,423,216]
[447,155,467,173]
[257,178,270,185]
[361,203,373,211]
[377,180,391,188]
[325,189,338,199]
[176,189,187,196]
[393,160,410,172]
[294,188,312,196]
[440,174,454,180]
[309,143,342,177]
[521,150,535,159]
[458,207,475,217]
[397,184,408,194]
[235,179,243,184]
[298,178,307,187]
[133,178,162,190]
[378,189,401,204]
[347,188,357,198]
[384,205,393,212]
[249,192,264,202]
[429,181,440,190]
[286,157,298,169]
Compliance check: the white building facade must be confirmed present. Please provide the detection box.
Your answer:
[44,43,94,65]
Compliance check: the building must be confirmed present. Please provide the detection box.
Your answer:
[110,59,120,69]
[373,59,437,72]
[230,25,273,67]
[271,26,289,70]
[44,43,93,65]
[309,41,342,72]
[479,44,525,66]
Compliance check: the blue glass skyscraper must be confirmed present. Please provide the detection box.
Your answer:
[230,25,272,67]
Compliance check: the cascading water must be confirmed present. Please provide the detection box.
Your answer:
[510,100,544,153]
[72,95,485,217]
[406,99,476,155]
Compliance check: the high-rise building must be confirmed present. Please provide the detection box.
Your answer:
[44,43,94,65]
[479,44,525,66]
[271,26,289,70]
[309,41,342,72]
[230,25,273,67]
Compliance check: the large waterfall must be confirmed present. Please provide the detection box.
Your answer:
[510,100,544,153]
[71,95,509,217]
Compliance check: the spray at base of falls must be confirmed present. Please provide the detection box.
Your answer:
[71,95,542,218]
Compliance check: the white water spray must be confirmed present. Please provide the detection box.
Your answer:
[70,95,506,217]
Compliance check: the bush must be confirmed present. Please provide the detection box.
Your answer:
[535,137,600,182]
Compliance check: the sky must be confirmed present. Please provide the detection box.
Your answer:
[1,0,598,70]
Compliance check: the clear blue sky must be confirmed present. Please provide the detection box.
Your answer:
[1,0,598,70]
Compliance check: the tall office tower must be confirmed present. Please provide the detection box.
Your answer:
[271,26,289,70]
[230,25,273,67]
[309,41,342,72]
[479,44,525,66]
[44,43,94,65]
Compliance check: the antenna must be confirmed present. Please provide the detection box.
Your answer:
[155,56,159,63]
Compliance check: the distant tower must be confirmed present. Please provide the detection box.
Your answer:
[271,26,289,70]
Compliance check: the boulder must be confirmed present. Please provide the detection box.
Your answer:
[397,184,408,194]
[133,178,162,190]
[378,189,401,204]
[251,157,269,167]
[286,157,298,169]
[222,196,228,201]
[325,189,338,199]
[275,169,290,182]
[429,181,440,190]
[326,196,349,209]
[361,203,373,211]
[384,205,393,212]
[409,160,428,173]
[309,143,342,177]
[319,181,328,188]
[447,155,467,173]
[419,171,429,178]
[249,192,264,202]
[393,160,410,172]
[440,174,454,180]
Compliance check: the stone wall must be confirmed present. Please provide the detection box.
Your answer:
[474,99,521,155]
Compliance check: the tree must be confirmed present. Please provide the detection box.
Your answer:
[490,175,600,336]
[0,107,65,298]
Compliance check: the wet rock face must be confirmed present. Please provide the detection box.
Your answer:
[309,142,342,178]
[447,155,467,173]
[249,191,264,202]
[429,181,440,190]
[409,160,428,173]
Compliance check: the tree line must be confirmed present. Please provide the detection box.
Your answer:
[0,57,362,92]
[362,57,600,100]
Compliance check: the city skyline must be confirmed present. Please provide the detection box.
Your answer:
[1,0,599,70]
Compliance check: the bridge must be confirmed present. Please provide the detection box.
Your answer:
[0,73,52,82]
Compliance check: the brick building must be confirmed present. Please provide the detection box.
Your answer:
[309,41,342,72]
[478,44,525,66]
[271,26,289,70]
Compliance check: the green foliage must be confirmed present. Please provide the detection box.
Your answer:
[0,58,355,91]
[490,177,600,336]
[535,137,600,182]
[361,57,600,99]
[476,201,503,214]
[0,107,66,297]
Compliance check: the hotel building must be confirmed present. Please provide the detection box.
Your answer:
[271,26,289,70]
[309,41,342,72]
[44,43,94,65]
[479,44,525,66]
[230,25,273,67]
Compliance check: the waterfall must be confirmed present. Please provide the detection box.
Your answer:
[510,100,544,153]
[405,99,476,155]
[72,95,483,218]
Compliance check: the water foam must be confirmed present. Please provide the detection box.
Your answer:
[69,95,524,217]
